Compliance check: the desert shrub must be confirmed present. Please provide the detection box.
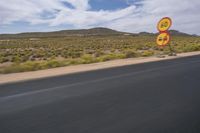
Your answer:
[94,50,105,57]
[68,59,82,65]
[72,52,82,58]
[0,62,35,73]
[44,60,67,68]
[183,44,200,52]
[11,55,22,63]
[98,53,125,62]
[124,50,138,58]
[81,54,97,64]
[0,60,68,74]
[0,56,4,63]
[142,51,154,57]
[0,57,9,63]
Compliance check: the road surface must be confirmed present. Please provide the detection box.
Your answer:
[0,55,200,133]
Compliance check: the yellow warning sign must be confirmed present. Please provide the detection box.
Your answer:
[157,17,172,32]
[156,32,170,46]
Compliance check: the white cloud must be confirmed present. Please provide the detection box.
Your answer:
[107,0,200,35]
[0,0,200,34]
[65,0,90,10]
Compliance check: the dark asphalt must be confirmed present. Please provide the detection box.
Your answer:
[1,55,200,133]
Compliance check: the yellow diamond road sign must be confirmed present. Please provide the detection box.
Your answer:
[157,17,172,32]
[156,32,170,46]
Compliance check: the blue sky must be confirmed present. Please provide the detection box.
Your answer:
[0,0,200,35]
[89,0,129,10]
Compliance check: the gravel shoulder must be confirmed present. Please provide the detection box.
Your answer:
[0,51,200,85]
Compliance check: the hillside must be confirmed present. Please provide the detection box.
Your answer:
[0,27,197,40]
[0,27,128,39]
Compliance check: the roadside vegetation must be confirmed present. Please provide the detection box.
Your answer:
[0,35,200,74]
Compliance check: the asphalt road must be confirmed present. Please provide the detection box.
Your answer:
[1,55,200,133]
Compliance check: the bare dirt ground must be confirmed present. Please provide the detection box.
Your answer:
[0,51,200,85]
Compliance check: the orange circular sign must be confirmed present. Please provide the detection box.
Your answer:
[157,17,172,32]
[156,32,170,46]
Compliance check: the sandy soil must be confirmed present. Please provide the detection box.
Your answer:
[0,51,200,85]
